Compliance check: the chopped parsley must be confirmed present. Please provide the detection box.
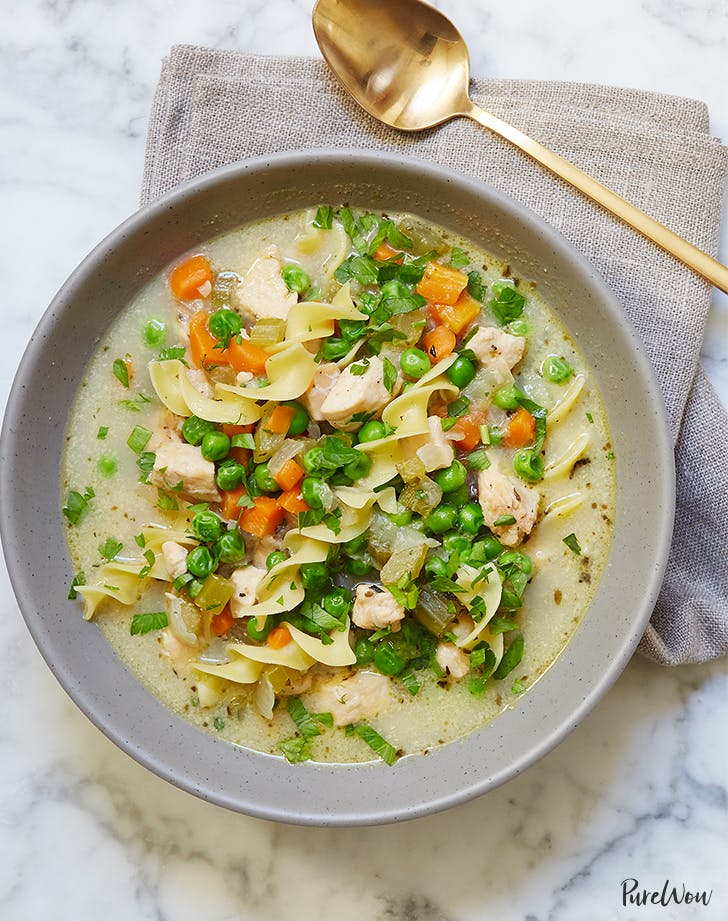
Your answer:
[312,205,334,230]
[98,537,123,561]
[130,611,168,635]
[351,723,399,766]
[112,357,130,388]
[563,533,582,555]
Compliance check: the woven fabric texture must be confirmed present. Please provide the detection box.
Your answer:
[142,46,728,665]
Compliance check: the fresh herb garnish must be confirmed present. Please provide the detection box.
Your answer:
[312,205,334,230]
[68,571,85,600]
[351,723,398,766]
[467,449,491,471]
[158,346,187,363]
[136,451,156,483]
[563,533,582,555]
[467,270,487,302]
[493,514,517,527]
[447,395,470,418]
[98,537,123,561]
[97,426,109,440]
[492,632,525,680]
[382,356,398,394]
[112,358,130,388]
[130,611,168,635]
[127,425,152,454]
[490,278,526,325]
[157,490,179,511]
[63,487,94,526]
[449,247,470,270]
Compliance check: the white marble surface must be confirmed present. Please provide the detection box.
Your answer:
[1,1,727,919]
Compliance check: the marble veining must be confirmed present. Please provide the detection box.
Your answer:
[1,1,726,919]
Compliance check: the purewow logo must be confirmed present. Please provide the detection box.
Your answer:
[621,878,713,907]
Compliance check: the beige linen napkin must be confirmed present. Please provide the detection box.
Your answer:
[142,46,728,666]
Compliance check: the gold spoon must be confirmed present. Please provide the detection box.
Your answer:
[312,0,728,294]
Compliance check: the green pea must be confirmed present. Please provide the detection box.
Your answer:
[387,507,413,527]
[447,483,470,508]
[513,448,544,483]
[282,264,311,294]
[354,635,375,665]
[186,546,216,579]
[447,355,476,388]
[302,446,325,475]
[425,504,458,534]
[541,355,574,384]
[344,533,368,555]
[301,476,328,509]
[343,451,372,481]
[424,555,448,579]
[216,458,244,491]
[208,308,242,343]
[266,550,287,570]
[254,463,280,493]
[480,534,505,561]
[97,454,117,477]
[492,385,521,410]
[508,319,530,337]
[217,529,246,564]
[443,531,470,555]
[143,318,167,347]
[283,401,309,436]
[458,502,484,535]
[247,615,275,642]
[499,549,533,575]
[182,415,217,446]
[323,587,353,620]
[400,347,431,380]
[345,555,374,577]
[201,430,230,462]
[192,510,224,543]
[358,420,386,443]
[374,641,406,676]
[300,562,330,593]
[433,459,467,493]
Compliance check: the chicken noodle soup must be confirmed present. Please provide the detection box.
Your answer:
[63,206,615,765]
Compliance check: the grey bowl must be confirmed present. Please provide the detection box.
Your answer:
[0,150,674,826]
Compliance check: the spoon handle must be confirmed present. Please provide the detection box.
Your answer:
[466,104,728,294]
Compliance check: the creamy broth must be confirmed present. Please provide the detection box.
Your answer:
[63,207,615,764]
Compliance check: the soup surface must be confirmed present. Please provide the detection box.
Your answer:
[62,206,615,765]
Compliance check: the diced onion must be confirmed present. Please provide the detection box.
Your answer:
[268,438,304,476]
[165,592,198,646]
[400,476,443,516]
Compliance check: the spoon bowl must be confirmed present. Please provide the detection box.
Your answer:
[313,0,728,293]
[313,0,472,129]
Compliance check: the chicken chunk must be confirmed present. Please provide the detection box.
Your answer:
[161,541,188,581]
[436,642,470,678]
[149,442,220,503]
[320,355,391,431]
[352,584,405,631]
[229,565,267,617]
[237,246,297,322]
[186,367,214,398]
[468,326,526,370]
[477,459,539,546]
[302,362,340,422]
[310,670,392,728]
[416,415,455,472]
[147,409,183,452]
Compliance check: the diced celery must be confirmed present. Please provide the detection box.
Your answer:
[380,543,428,585]
[250,318,286,346]
[399,476,443,517]
[396,456,427,484]
[413,588,453,636]
[193,574,235,615]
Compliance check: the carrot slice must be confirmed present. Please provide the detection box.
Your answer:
[170,254,213,301]
[277,486,310,515]
[189,311,231,369]
[267,625,292,649]
[451,415,483,452]
[222,423,255,438]
[227,337,270,375]
[373,242,403,263]
[503,407,536,447]
[422,325,457,363]
[266,405,296,435]
[416,262,468,305]
[211,605,235,636]
[429,291,481,335]
[221,486,247,522]
[239,496,284,538]
[273,458,304,491]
